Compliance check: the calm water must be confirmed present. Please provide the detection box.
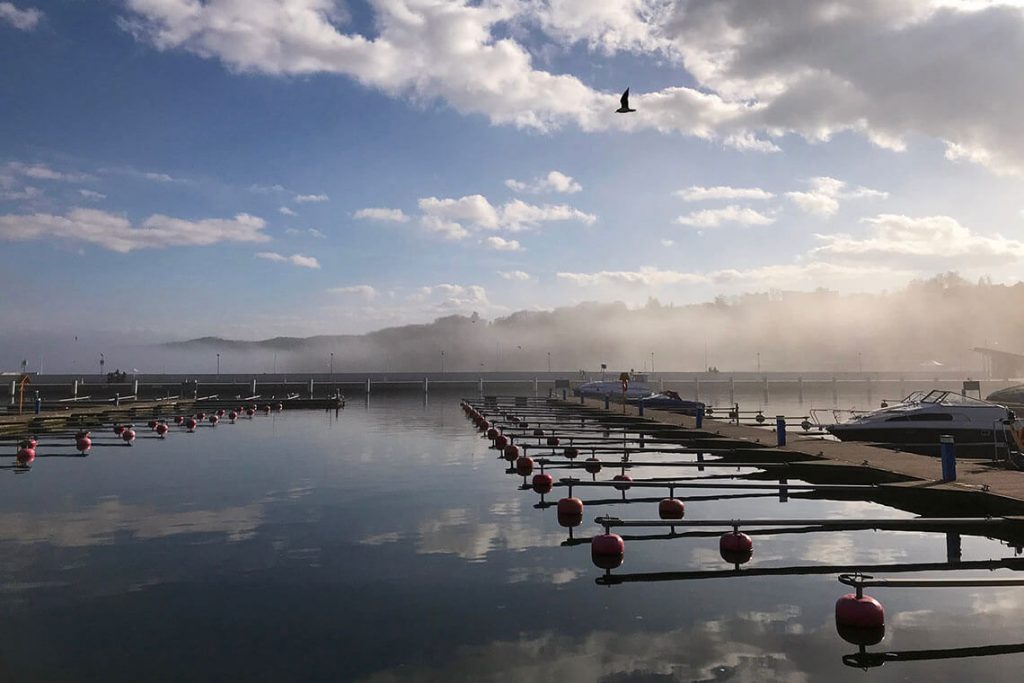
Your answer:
[3,391,1024,681]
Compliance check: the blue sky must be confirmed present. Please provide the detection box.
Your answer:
[3,0,1024,345]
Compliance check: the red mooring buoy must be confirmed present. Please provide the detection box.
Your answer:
[209,414,219,426]
[175,415,185,425]
[591,533,625,570]
[532,473,554,494]
[563,447,579,459]
[16,447,35,465]
[584,457,602,474]
[186,418,197,432]
[494,434,509,449]
[229,411,238,422]
[148,420,158,430]
[155,423,169,437]
[75,431,92,454]
[556,497,584,517]
[486,427,499,440]
[719,531,753,565]
[114,424,125,436]
[515,456,534,477]
[122,428,136,446]
[546,436,560,447]
[658,498,685,520]
[503,444,520,462]
[612,473,633,491]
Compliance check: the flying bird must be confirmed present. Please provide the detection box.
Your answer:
[616,88,636,113]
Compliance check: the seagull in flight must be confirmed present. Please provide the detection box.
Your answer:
[616,88,636,113]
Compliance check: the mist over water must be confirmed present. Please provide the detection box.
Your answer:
[3,274,1019,375]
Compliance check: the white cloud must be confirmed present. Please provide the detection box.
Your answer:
[676,185,774,202]
[354,207,410,222]
[558,262,896,289]
[812,213,1024,267]
[558,266,707,287]
[500,270,533,281]
[294,193,328,203]
[676,205,775,228]
[505,170,582,194]
[0,209,269,253]
[417,194,594,239]
[660,238,674,247]
[307,228,327,239]
[120,0,1024,173]
[285,227,326,239]
[278,206,296,216]
[143,172,177,183]
[786,177,888,216]
[256,251,321,269]
[482,236,522,251]
[0,2,42,30]
[329,284,378,298]
[5,162,93,183]
[78,189,106,201]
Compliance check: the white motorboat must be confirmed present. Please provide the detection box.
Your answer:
[823,390,1017,458]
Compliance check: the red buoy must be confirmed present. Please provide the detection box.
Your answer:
[197,412,206,421]
[122,428,136,446]
[246,408,255,417]
[659,498,685,520]
[494,435,509,449]
[186,418,197,432]
[155,423,169,437]
[556,497,584,517]
[263,405,271,414]
[563,447,579,459]
[114,424,125,436]
[275,403,283,411]
[175,415,185,425]
[148,419,159,430]
[591,533,625,569]
[209,414,219,426]
[16,447,35,465]
[75,433,92,453]
[612,473,633,491]
[532,473,554,494]
[515,455,534,477]
[584,457,602,474]
[229,411,238,422]
[720,531,753,565]
[503,444,521,462]
[216,409,225,418]
[486,427,499,440]
[546,436,561,447]
[835,594,885,631]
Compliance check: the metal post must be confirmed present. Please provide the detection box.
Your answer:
[251,378,257,395]
[115,392,120,407]
[946,531,962,563]
[34,392,41,414]
[941,435,956,481]
[424,377,429,394]
[696,405,704,429]
[776,415,786,447]
[133,379,139,397]
[9,380,14,406]
[638,402,644,417]
[309,378,314,398]
[366,378,371,395]
[73,379,78,398]
[779,477,789,503]
[604,395,610,410]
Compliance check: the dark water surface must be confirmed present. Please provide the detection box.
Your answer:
[3,391,1024,681]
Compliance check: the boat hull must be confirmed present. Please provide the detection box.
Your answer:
[827,425,1002,458]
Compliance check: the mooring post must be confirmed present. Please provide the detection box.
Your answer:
[9,380,15,406]
[309,378,314,398]
[779,476,789,503]
[115,392,120,406]
[366,378,371,395]
[73,379,78,398]
[638,402,644,417]
[940,435,957,481]
[34,392,41,415]
[831,376,838,406]
[604,395,610,410]
[133,379,139,397]
[776,415,786,447]
[798,376,804,403]
[251,378,257,395]
[696,405,705,429]
[946,531,963,563]
[424,377,429,394]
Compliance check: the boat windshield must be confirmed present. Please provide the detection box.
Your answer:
[901,391,927,403]
[919,390,993,406]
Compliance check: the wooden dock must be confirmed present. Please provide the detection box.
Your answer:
[558,397,1024,514]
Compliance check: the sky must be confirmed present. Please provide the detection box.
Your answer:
[4,0,1024,348]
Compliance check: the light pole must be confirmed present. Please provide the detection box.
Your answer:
[216,353,220,376]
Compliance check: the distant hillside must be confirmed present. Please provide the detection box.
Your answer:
[161,273,1024,374]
